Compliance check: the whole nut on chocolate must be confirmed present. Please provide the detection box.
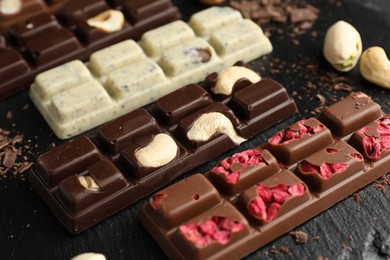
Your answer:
[212,66,261,95]
[323,20,362,72]
[186,112,246,145]
[360,46,390,89]
[135,133,178,168]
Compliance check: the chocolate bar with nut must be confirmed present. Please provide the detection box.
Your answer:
[0,0,180,99]
[28,66,297,234]
[28,6,273,139]
[139,92,390,260]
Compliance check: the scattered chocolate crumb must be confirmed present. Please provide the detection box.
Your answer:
[341,243,353,252]
[348,235,354,241]
[6,111,13,120]
[22,103,30,110]
[229,0,320,37]
[270,245,279,254]
[290,231,308,244]
[280,246,291,255]
[0,129,33,180]
[312,235,320,240]
[353,193,360,203]
[317,256,329,260]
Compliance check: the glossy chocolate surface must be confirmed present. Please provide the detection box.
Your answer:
[29,71,297,234]
[0,0,180,99]
[139,92,389,260]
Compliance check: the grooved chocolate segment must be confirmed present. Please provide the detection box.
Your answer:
[318,92,382,137]
[139,92,389,260]
[29,67,296,234]
[266,118,333,165]
[0,0,181,99]
[34,136,102,187]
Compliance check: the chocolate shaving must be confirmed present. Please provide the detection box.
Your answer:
[290,231,308,244]
[3,150,17,168]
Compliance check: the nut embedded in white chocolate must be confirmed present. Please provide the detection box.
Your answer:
[87,10,124,33]
[323,20,362,72]
[212,66,261,95]
[187,112,246,145]
[135,133,178,168]
[78,175,101,192]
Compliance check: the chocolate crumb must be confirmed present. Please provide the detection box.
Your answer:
[353,193,360,203]
[313,235,320,240]
[290,231,308,244]
[270,246,279,254]
[348,235,354,241]
[341,243,353,252]
[6,111,13,120]
[280,246,291,255]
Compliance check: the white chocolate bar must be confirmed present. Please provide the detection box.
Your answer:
[29,7,273,139]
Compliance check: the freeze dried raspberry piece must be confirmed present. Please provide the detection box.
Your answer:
[151,193,167,209]
[359,118,390,159]
[269,120,324,145]
[179,216,244,247]
[300,161,349,179]
[212,149,267,184]
[248,183,305,221]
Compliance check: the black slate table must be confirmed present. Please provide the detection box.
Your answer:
[1,0,389,259]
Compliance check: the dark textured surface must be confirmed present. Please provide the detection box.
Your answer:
[0,0,389,259]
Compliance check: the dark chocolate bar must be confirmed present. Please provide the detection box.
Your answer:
[139,92,390,260]
[29,70,297,234]
[0,0,180,99]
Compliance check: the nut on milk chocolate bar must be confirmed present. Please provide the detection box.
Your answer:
[28,6,273,139]
[0,0,180,99]
[140,92,389,260]
[28,66,296,234]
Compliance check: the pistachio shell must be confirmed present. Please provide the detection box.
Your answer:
[323,20,362,72]
[360,46,390,89]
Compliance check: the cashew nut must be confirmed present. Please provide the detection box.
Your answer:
[135,133,178,168]
[87,10,124,33]
[0,0,21,15]
[78,175,101,191]
[360,46,390,89]
[71,252,106,260]
[212,66,261,95]
[323,20,362,72]
[187,112,246,145]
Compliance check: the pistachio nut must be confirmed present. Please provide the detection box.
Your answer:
[360,46,390,89]
[323,20,362,72]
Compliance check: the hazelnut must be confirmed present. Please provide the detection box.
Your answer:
[87,10,124,33]
[360,46,390,89]
[187,112,246,145]
[78,175,101,191]
[323,20,362,72]
[212,66,261,95]
[135,133,178,168]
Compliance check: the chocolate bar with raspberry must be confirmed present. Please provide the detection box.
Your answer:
[140,92,389,260]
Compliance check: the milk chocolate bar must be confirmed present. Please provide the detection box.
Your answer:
[0,0,180,99]
[29,6,273,139]
[140,92,390,260]
[28,66,296,234]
